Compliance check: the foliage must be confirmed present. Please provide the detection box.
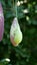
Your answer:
[0,0,37,65]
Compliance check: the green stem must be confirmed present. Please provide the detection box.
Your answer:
[13,0,14,11]
[13,0,18,18]
[15,0,18,18]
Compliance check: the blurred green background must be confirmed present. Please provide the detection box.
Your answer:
[0,0,37,65]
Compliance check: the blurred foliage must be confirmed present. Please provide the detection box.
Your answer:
[0,0,37,65]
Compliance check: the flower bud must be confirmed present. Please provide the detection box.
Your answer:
[10,17,22,46]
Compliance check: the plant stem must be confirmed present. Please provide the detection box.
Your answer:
[15,0,17,18]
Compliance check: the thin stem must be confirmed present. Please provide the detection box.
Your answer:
[13,0,14,9]
[13,0,18,18]
[15,0,18,18]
